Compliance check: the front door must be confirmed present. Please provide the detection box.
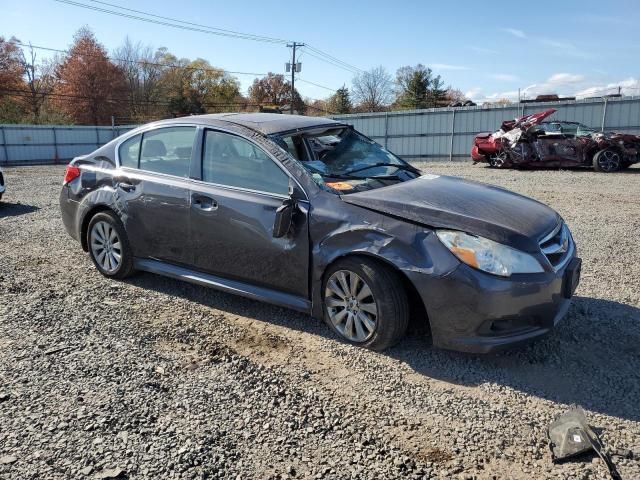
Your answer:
[189,129,309,297]
[116,126,197,265]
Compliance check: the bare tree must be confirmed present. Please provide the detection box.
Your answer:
[113,37,162,121]
[19,44,59,123]
[351,66,393,112]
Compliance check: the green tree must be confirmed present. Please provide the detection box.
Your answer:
[327,85,352,114]
[428,75,447,108]
[395,64,432,109]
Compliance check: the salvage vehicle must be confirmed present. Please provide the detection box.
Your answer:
[60,113,581,353]
[471,108,640,172]
[0,166,5,201]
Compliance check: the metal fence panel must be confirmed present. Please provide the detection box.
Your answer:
[1,97,640,165]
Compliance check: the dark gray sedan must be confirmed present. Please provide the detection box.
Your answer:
[60,113,581,353]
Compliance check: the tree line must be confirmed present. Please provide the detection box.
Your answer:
[0,28,469,125]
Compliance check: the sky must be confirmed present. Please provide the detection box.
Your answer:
[2,0,639,103]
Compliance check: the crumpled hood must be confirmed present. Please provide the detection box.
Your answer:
[342,174,560,252]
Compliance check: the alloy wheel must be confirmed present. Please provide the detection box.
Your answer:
[598,150,621,172]
[90,220,122,273]
[489,151,508,168]
[324,270,378,342]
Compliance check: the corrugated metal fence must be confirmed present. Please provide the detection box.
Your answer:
[1,96,639,165]
[331,96,640,161]
[0,125,136,165]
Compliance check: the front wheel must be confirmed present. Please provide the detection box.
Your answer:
[87,211,135,279]
[593,149,621,172]
[322,257,409,351]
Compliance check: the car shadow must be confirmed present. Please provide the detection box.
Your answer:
[0,201,40,218]
[127,272,640,422]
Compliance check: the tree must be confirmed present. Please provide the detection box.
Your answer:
[445,88,466,104]
[0,36,24,94]
[351,66,393,112]
[113,37,163,121]
[395,64,431,109]
[248,72,305,113]
[427,75,447,108]
[327,85,352,114]
[55,27,128,125]
[18,44,59,123]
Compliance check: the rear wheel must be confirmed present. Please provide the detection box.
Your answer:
[322,257,408,351]
[593,149,621,172]
[87,211,135,279]
[489,151,508,168]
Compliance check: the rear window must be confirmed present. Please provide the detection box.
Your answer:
[119,134,141,168]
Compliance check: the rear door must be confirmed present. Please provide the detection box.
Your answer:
[116,125,197,265]
[189,128,310,297]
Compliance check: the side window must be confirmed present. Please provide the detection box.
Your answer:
[119,134,141,168]
[203,130,289,196]
[139,127,196,177]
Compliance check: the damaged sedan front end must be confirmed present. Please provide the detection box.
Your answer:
[471,108,640,172]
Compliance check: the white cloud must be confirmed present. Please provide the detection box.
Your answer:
[431,63,470,71]
[467,74,640,103]
[502,28,526,38]
[575,78,640,98]
[490,73,519,82]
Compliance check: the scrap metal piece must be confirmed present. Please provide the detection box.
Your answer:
[548,408,622,480]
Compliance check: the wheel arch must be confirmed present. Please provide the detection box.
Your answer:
[318,251,431,337]
[80,204,117,251]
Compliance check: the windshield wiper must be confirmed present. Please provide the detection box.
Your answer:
[338,162,419,177]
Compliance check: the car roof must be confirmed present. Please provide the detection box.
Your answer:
[150,112,344,135]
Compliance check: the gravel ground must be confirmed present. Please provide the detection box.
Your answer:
[1,163,639,480]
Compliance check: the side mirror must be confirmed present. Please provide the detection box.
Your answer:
[273,198,294,238]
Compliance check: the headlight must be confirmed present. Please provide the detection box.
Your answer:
[436,230,544,277]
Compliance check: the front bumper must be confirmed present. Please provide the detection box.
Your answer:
[406,257,580,353]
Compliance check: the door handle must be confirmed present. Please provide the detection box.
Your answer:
[192,195,218,212]
[116,178,136,192]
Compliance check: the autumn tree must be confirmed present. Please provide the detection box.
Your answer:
[327,85,352,114]
[248,73,305,113]
[0,36,27,122]
[55,27,128,124]
[351,66,393,112]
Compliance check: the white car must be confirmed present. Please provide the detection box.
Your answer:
[0,166,5,201]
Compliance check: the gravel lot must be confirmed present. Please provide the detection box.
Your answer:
[1,163,639,480]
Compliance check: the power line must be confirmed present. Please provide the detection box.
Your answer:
[53,0,361,77]
[53,0,288,44]
[13,41,268,77]
[300,48,360,74]
[303,45,363,73]
[296,78,339,92]
[83,0,288,44]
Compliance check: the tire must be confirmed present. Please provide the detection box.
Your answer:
[488,151,508,168]
[322,257,409,351]
[593,149,621,172]
[86,211,135,279]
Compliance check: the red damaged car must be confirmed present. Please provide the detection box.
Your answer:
[471,108,640,172]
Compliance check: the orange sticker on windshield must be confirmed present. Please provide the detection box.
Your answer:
[326,181,354,191]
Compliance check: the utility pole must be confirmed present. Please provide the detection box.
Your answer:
[286,42,304,114]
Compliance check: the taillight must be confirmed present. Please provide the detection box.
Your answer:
[63,165,81,184]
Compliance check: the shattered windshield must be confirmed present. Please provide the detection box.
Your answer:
[275,128,421,193]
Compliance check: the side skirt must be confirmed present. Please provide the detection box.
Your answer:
[134,258,312,314]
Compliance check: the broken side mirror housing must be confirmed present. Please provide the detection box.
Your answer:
[273,198,294,238]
